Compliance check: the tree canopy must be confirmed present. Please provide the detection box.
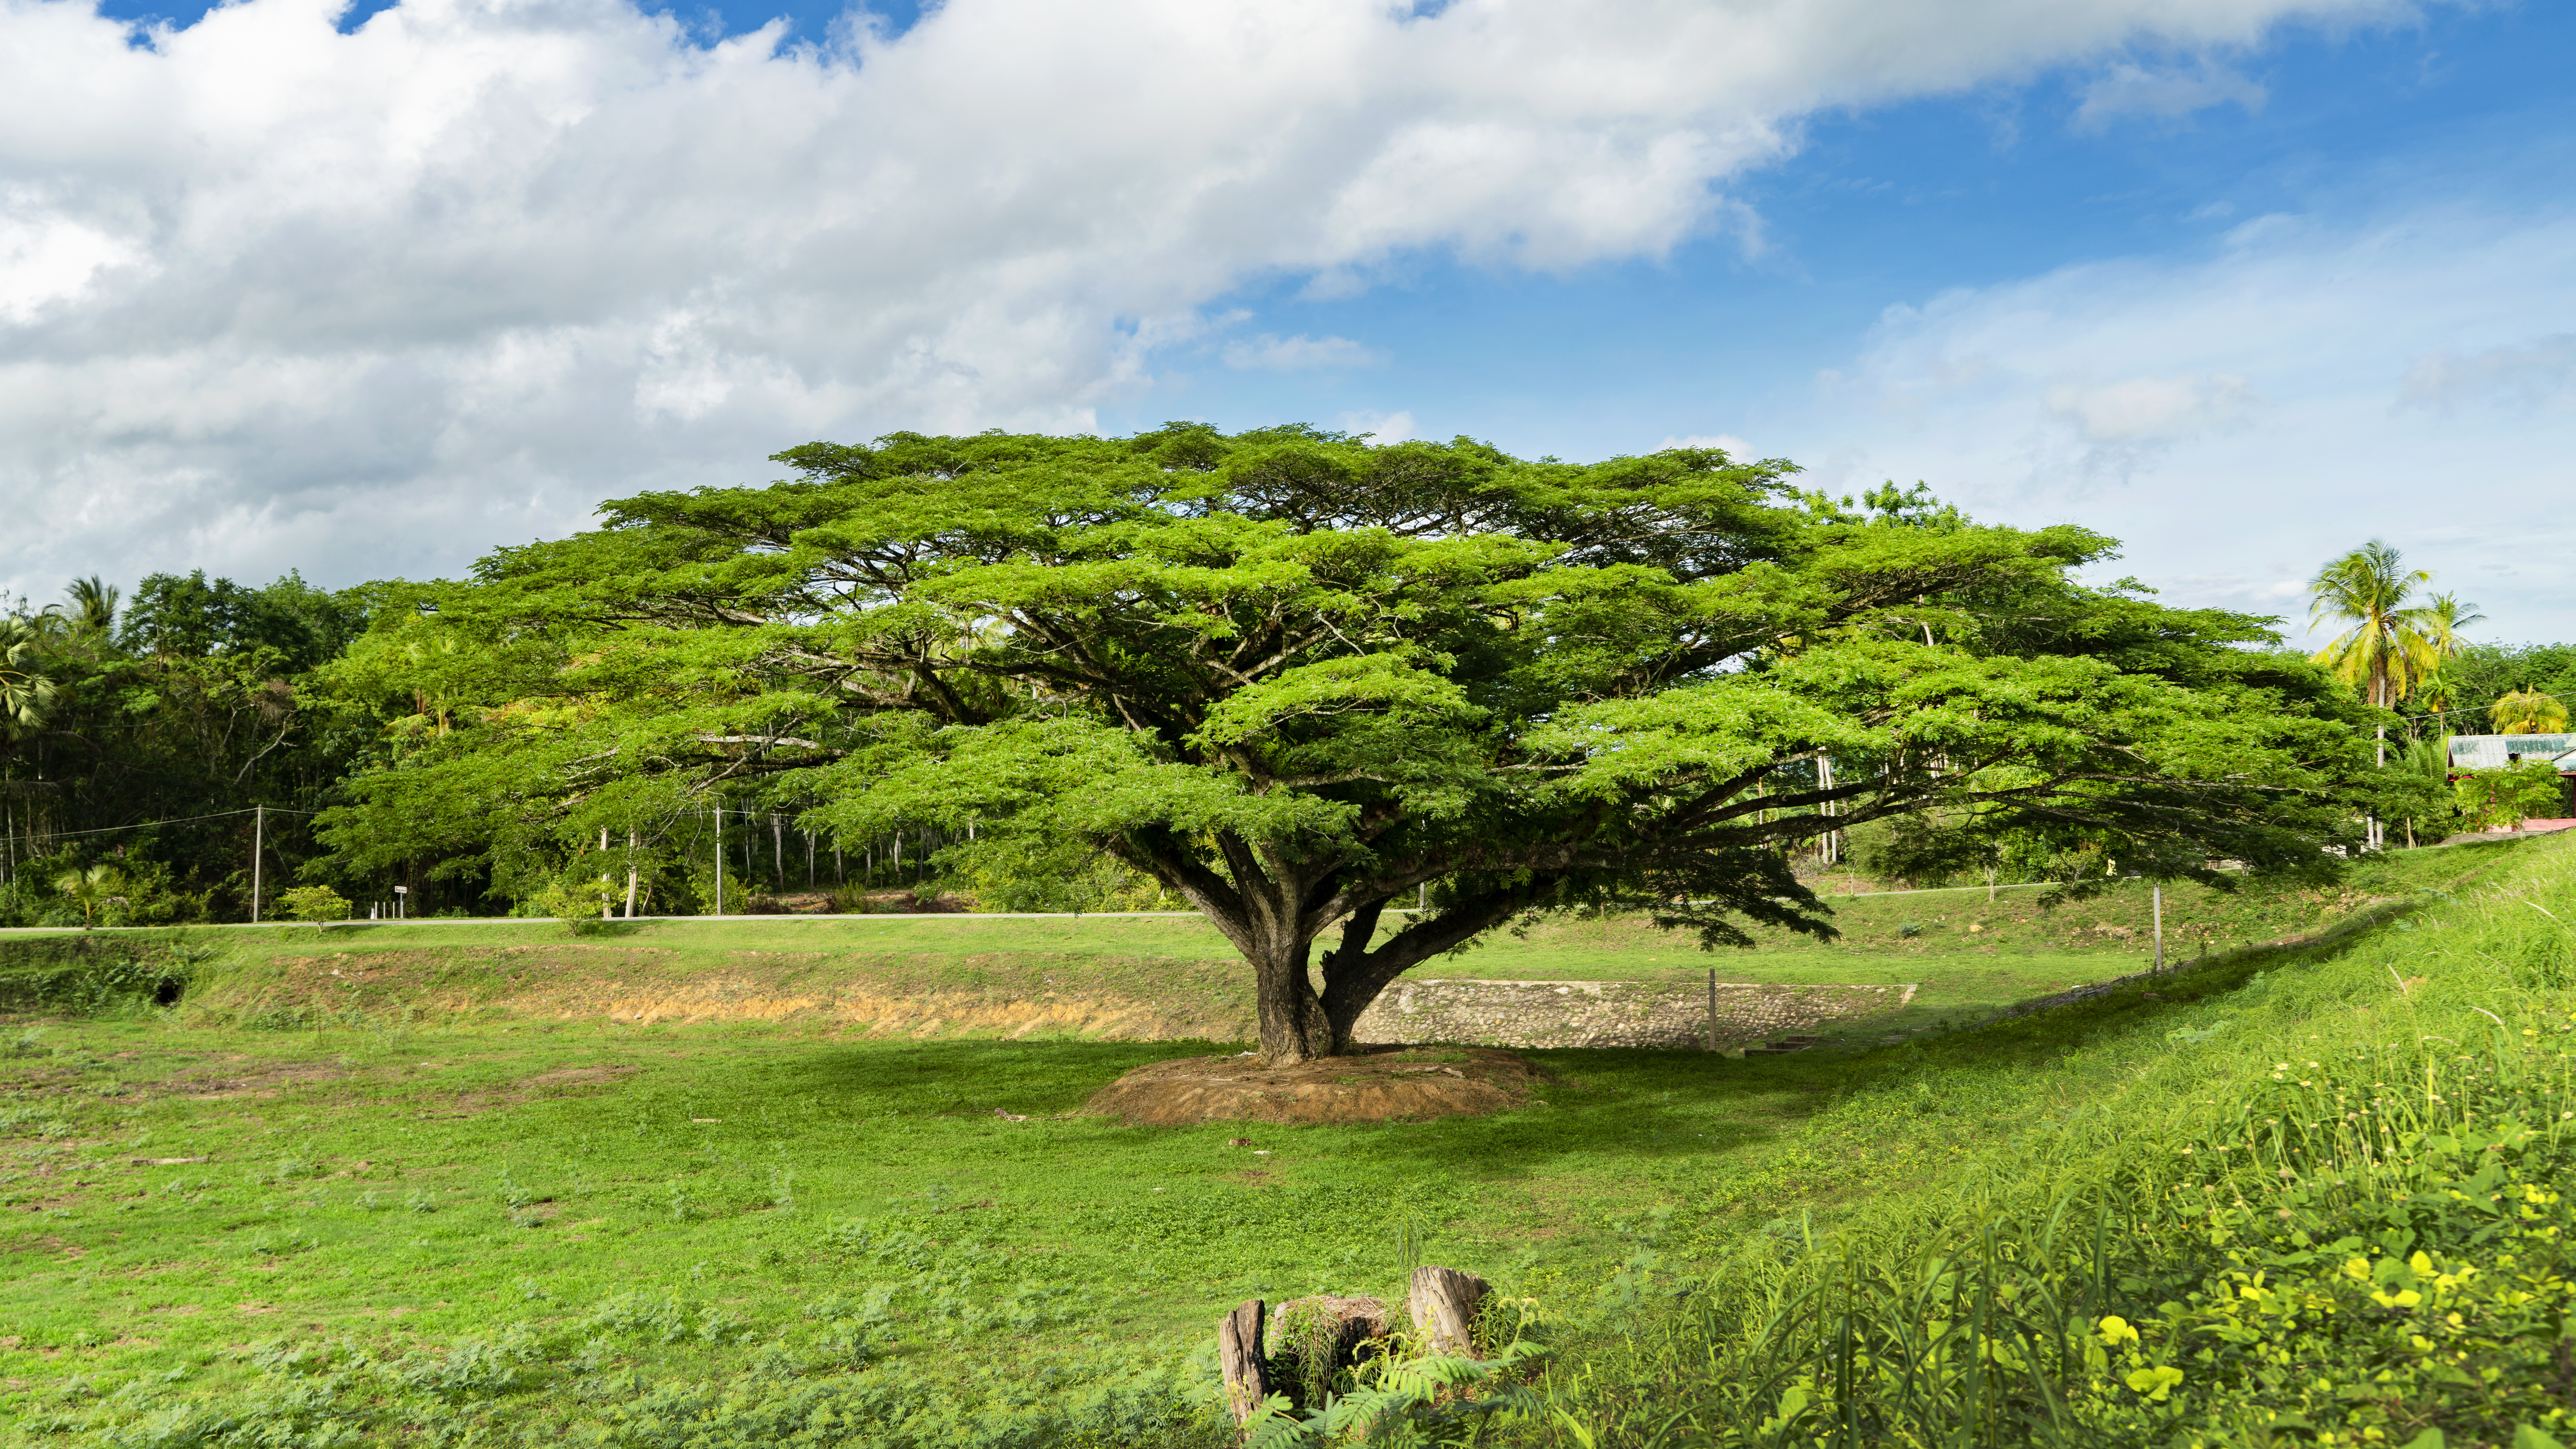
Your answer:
[314,426,2382,1062]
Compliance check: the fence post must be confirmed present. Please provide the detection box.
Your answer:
[1707,968,1719,1052]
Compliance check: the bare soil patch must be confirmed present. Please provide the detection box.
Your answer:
[233,945,1250,1041]
[419,1062,641,1118]
[157,1060,351,1101]
[1079,1046,1546,1125]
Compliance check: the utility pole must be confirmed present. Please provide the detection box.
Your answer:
[1817,757,1839,868]
[250,804,263,924]
[714,808,726,916]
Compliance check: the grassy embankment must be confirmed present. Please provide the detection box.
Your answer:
[0,837,2557,1446]
[4,842,2481,1039]
[1509,837,2576,1448]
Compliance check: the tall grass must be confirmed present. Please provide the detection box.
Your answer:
[1516,842,2576,1448]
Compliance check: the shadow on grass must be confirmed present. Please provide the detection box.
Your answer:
[613,1032,1836,1184]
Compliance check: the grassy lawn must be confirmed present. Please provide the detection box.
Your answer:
[0,834,2555,1444]
[0,1011,1859,1440]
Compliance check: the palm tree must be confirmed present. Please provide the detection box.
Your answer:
[0,617,56,749]
[2408,592,2483,751]
[2310,542,2445,853]
[64,577,118,637]
[2491,688,2572,735]
[2309,543,2441,753]
[53,863,125,928]
[2423,592,2485,651]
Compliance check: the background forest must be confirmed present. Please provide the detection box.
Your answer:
[3,554,2572,930]
[0,568,1152,927]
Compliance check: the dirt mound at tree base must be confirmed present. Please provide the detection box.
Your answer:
[1079,1045,1547,1125]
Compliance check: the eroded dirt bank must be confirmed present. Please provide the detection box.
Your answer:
[191,942,1261,1043]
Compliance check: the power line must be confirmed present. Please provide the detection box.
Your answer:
[2403,686,2576,724]
[4,805,316,843]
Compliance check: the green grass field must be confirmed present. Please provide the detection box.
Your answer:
[0,1009,1849,1442]
[0,834,2560,1446]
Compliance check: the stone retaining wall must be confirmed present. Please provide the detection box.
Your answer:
[1351,978,1919,1050]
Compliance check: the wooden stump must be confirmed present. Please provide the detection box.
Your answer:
[1407,1266,1489,1357]
[1272,1294,1390,1407]
[1217,1298,1269,1425]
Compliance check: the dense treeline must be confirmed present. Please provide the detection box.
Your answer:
[0,568,1069,926]
[3,437,2571,930]
[2401,640,2576,730]
[0,572,389,926]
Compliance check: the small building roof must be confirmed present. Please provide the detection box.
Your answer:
[2447,733,2576,773]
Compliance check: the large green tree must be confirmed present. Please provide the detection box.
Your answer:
[318,427,2379,1064]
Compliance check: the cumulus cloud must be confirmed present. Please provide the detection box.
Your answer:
[1758,207,2576,641]
[0,0,2407,594]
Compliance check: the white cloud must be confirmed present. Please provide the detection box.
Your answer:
[1658,432,1755,456]
[1759,206,2576,642]
[2071,58,2266,129]
[2044,371,2260,442]
[1337,409,1417,443]
[0,0,2408,595]
[2399,336,2576,412]
[1220,333,1385,370]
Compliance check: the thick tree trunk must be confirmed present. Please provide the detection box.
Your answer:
[1115,828,1536,1067]
[1248,927,1335,1066]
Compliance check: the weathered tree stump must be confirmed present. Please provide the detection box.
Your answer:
[1407,1266,1489,1357]
[1271,1294,1391,1407]
[1217,1298,1269,1425]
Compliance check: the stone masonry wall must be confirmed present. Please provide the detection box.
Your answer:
[1351,978,1919,1050]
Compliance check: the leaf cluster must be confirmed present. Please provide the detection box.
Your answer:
[306,427,2383,991]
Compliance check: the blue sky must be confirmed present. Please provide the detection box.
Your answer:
[4,0,2571,644]
[1153,6,2576,446]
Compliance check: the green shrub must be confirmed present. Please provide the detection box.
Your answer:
[532,876,615,933]
[272,884,351,924]
[2454,761,2571,833]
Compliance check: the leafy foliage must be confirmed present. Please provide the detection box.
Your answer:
[2454,763,2570,832]
[1,570,399,925]
[2490,689,2573,736]
[2396,641,2576,738]
[311,427,2382,1060]
[272,884,352,924]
